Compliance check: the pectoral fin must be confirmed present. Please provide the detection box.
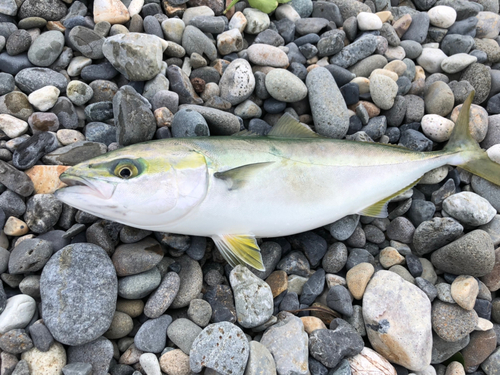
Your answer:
[212,234,265,271]
[214,162,274,190]
[357,177,422,218]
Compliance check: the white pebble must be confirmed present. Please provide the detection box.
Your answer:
[140,353,162,375]
[421,114,455,142]
[487,144,500,164]
[357,12,383,30]
[28,85,60,111]
[67,56,92,76]
[274,4,301,22]
[128,0,144,17]
[416,48,447,73]
[443,192,496,226]
[0,114,28,138]
[428,6,457,28]
[0,294,36,334]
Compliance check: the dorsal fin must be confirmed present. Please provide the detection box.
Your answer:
[268,113,322,138]
[357,177,421,218]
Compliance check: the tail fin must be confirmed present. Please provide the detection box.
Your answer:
[445,91,500,186]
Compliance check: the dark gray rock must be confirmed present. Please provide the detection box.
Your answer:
[413,217,464,256]
[69,26,104,59]
[81,62,119,81]
[51,97,79,129]
[28,319,54,352]
[0,162,34,197]
[41,243,117,346]
[441,34,474,56]
[42,141,107,166]
[461,63,491,104]
[27,30,65,66]
[431,230,495,277]
[84,122,116,146]
[6,30,31,56]
[15,67,67,94]
[144,272,180,319]
[118,267,161,299]
[171,108,209,137]
[113,85,156,146]
[67,337,114,375]
[134,314,172,353]
[401,12,429,43]
[204,284,237,323]
[300,268,325,306]
[309,319,364,368]
[326,285,353,317]
[12,132,59,170]
[24,194,62,234]
[277,251,311,277]
[329,35,378,68]
[8,239,53,274]
[18,0,67,20]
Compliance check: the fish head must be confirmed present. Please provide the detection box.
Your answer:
[55,142,208,228]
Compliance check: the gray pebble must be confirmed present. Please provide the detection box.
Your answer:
[118,267,161,299]
[171,108,210,137]
[187,299,212,327]
[67,336,114,375]
[167,317,202,354]
[144,272,180,319]
[28,320,54,352]
[8,239,52,274]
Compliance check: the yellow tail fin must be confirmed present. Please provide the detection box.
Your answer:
[445,91,500,186]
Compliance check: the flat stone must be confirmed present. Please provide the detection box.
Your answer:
[247,44,289,68]
[27,30,64,66]
[41,243,117,346]
[9,238,52,274]
[443,192,496,226]
[102,32,163,81]
[15,67,67,94]
[265,69,307,103]
[134,314,172,353]
[363,270,432,371]
[260,312,308,375]
[171,255,203,308]
[431,230,495,277]
[190,322,250,375]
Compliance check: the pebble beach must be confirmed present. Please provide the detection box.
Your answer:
[0,0,500,374]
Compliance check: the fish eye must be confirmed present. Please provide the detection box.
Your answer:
[114,164,138,179]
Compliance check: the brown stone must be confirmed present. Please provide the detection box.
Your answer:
[393,14,412,38]
[3,217,29,236]
[481,248,500,291]
[47,21,65,32]
[116,299,145,318]
[191,77,206,94]
[265,270,288,298]
[346,262,374,300]
[348,101,380,118]
[159,349,190,375]
[445,361,465,375]
[300,316,327,334]
[379,247,405,269]
[462,329,497,369]
[310,302,340,325]
[119,343,144,365]
[161,0,186,17]
[25,165,69,194]
[224,0,235,18]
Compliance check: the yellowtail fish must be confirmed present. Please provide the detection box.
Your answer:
[55,92,500,271]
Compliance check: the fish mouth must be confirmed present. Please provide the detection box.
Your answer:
[57,172,114,200]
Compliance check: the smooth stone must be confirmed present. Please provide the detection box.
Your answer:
[171,255,203,309]
[461,63,492,104]
[6,30,32,56]
[9,238,52,274]
[363,270,432,371]
[0,294,35,334]
[424,81,454,116]
[247,44,289,68]
[178,104,240,135]
[15,67,67,94]
[67,80,93,106]
[450,103,488,143]
[357,12,382,30]
[329,35,378,68]
[370,74,398,110]
[42,141,107,166]
[245,341,276,375]
[144,272,180,319]
[190,321,250,375]
[171,108,209,137]
[118,267,161,299]
[0,114,28,138]
[41,243,117,346]
[243,8,270,34]
[450,275,479,311]
[219,58,255,106]
[416,48,447,74]
[307,66,349,138]
[443,192,496,226]
[265,69,307,103]
[346,262,375,300]
[28,86,60,112]
[159,349,190,375]
[428,5,457,28]
[27,30,64,67]
[182,25,217,61]
[94,0,130,24]
[18,0,67,21]
[102,33,163,81]
[0,91,33,121]
[135,314,172,353]
[441,54,477,74]
[230,265,273,328]
[260,312,308,375]
[401,12,430,43]
[421,114,455,142]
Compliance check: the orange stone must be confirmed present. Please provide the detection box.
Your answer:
[4,217,29,236]
[94,0,130,24]
[300,316,327,334]
[393,14,412,38]
[25,165,70,194]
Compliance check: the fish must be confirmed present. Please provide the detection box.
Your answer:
[55,92,500,271]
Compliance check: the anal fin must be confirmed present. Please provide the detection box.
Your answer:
[357,177,422,218]
[212,234,265,271]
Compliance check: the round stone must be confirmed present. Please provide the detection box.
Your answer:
[28,86,60,112]
[247,44,289,68]
[450,275,479,311]
[27,30,64,67]
[370,74,398,110]
[416,48,447,74]
[8,238,52,274]
[424,81,454,116]
[21,342,66,374]
[443,192,496,226]
[421,114,455,142]
[40,243,118,346]
[441,54,477,74]
[346,262,375,300]
[0,294,36,334]
[265,69,307,102]
[357,12,383,30]
[219,58,255,106]
[432,300,478,342]
[66,80,94,106]
[171,108,210,137]
[428,6,457,28]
